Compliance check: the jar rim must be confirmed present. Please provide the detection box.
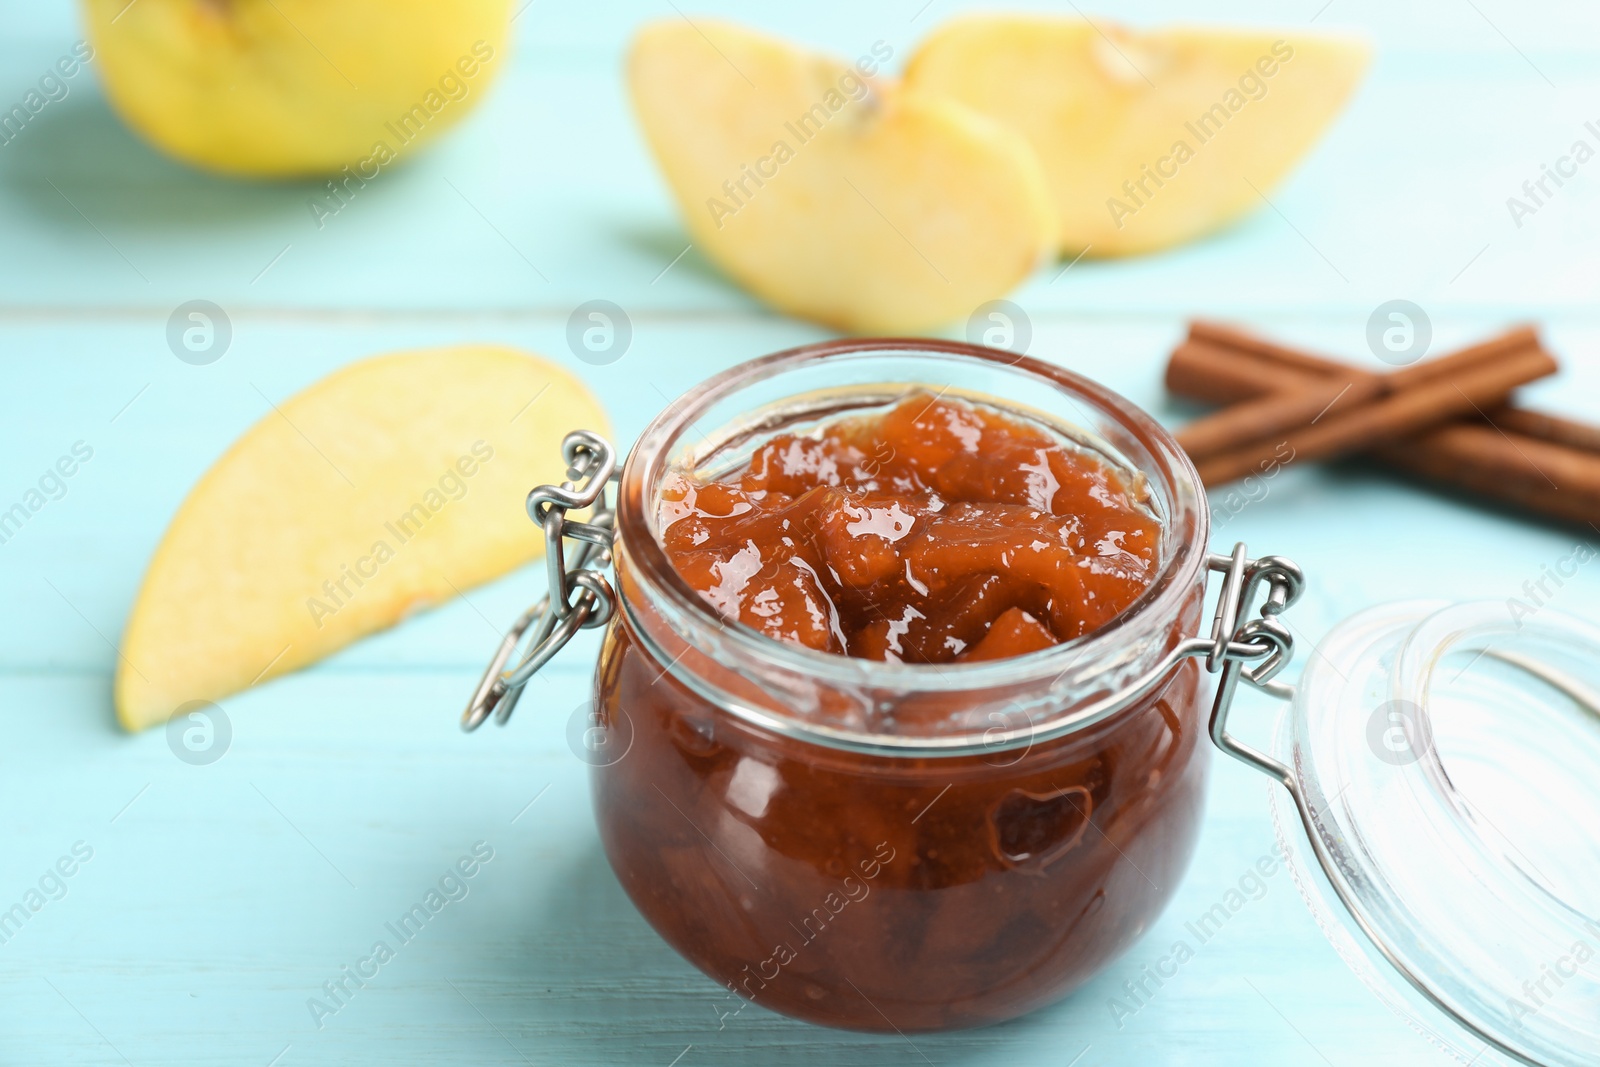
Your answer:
[616,338,1210,742]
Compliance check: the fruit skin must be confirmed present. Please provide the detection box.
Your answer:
[905,16,1369,256]
[628,20,1056,334]
[114,346,607,731]
[82,0,510,177]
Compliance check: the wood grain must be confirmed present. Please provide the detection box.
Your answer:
[2,7,1599,1067]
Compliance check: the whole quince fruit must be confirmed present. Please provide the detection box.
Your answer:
[83,0,510,177]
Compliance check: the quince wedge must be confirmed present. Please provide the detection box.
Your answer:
[905,17,1369,256]
[115,346,605,731]
[628,20,1056,333]
[83,0,510,177]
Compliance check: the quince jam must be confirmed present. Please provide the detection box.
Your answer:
[593,380,1207,1033]
[657,394,1160,663]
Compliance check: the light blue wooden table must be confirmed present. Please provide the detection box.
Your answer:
[3,1,1598,1064]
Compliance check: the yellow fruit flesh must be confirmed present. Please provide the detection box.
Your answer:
[906,17,1369,255]
[83,0,510,176]
[628,20,1056,333]
[115,346,606,730]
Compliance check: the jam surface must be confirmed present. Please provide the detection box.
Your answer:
[658,394,1161,663]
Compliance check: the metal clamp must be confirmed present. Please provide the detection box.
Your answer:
[461,430,620,732]
[1201,543,1305,786]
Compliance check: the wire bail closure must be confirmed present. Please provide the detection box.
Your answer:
[461,430,620,732]
[1200,543,1305,783]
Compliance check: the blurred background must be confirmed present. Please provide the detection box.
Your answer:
[3,1,1598,1065]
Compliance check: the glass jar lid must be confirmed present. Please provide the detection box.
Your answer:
[1270,598,1600,1067]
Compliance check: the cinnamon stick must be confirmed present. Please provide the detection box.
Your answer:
[1166,338,1304,405]
[1488,408,1600,455]
[1188,321,1351,378]
[1374,424,1600,528]
[1167,322,1600,529]
[1196,343,1555,486]
[1184,321,1541,393]
[1176,374,1383,458]
[1169,325,1579,457]
[1388,326,1541,391]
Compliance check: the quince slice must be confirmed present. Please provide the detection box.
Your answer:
[906,17,1369,255]
[115,346,605,731]
[628,20,1055,333]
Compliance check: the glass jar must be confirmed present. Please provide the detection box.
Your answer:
[555,339,1250,1031]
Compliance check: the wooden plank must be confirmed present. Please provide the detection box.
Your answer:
[3,5,1599,1063]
